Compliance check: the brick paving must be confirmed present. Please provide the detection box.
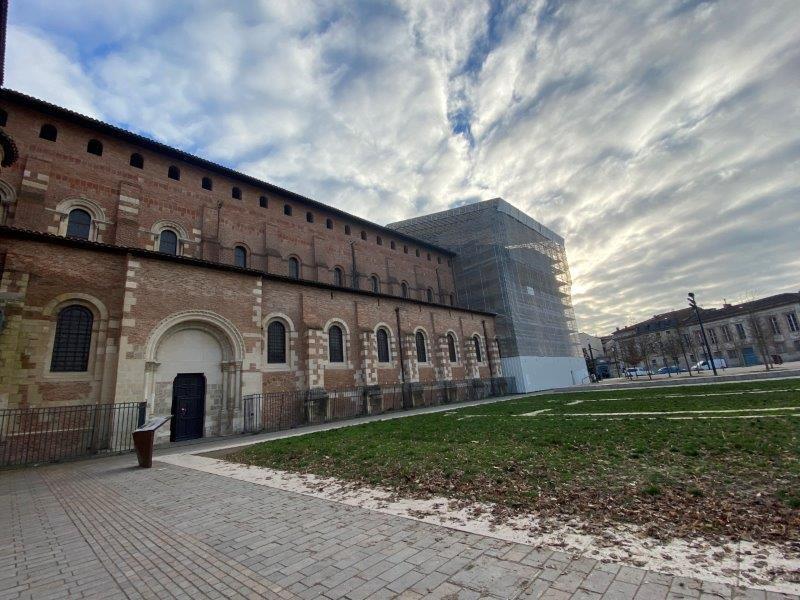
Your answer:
[1,456,796,600]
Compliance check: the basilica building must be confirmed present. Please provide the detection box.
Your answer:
[0,89,502,441]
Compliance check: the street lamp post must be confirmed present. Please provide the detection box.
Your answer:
[687,292,718,376]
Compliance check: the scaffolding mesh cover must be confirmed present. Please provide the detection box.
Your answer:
[389,198,580,359]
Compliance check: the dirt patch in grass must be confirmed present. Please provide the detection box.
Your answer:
[227,380,800,546]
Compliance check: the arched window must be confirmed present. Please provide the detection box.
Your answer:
[168,165,181,180]
[0,108,7,126]
[158,229,178,255]
[266,321,286,364]
[50,305,93,372]
[377,328,390,363]
[376,236,382,246]
[234,246,247,268]
[344,225,351,235]
[333,267,343,286]
[232,187,242,200]
[284,204,292,216]
[360,231,367,240]
[326,218,333,229]
[447,333,457,363]
[66,209,92,239]
[39,124,57,141]
[201,176,213,190]
[473,336,482,363]
[426,288,433,303]
[401,282,408,298]
[306,211,314,223]
[86,139,103,156]
[370,275,380,294]
[449,294,455,306]
[129,153,144,169]
[415,331,427,363]
[288,257,300,279]
[328,325,344,363]
[259,195,268,208]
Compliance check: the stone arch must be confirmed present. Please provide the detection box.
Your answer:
[54,197,108,241]
[0,179,17,225]
[41,293,111,384]
[323,318,351,366]
[144,311,245,439]
[373,322,396,366]
[445,329,460,363]
[262,312,297,370]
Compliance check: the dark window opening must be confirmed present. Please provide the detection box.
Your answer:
[288,257,300,279]
[371,276,380,294]
[306,211,314,223]
[345,225,351,235]
[449,294,455,306]
[0,109,7,126]
[129,153,144,169]
[284,204,292,216]
[426,288,433,303]
[234,246,247,268]
[437,257,442,264]
[376,236,382,246]
[495,338,502,359]
[159,230,178,255]
[415,249,420,257]
[259,195,268,208]
[401,282,408,298]
[50,305,93,372]
[232,187,242,200]
[403,245,408,254]
[474,336,482,363]
[66,209,91,240]
[326,218,333,229]
[415,331,427,363]
[377,329,390,363]
[86,139,103,156]
[333,267,343,286]
[426,253,431,261]
[328,325,344,363]
[201,177,213,190]
[390,241,396,250]
[168,165,181,180]
[39,124,57,141]
[267,321,286,363]
[447,334,457,363]
[360,231,367,240]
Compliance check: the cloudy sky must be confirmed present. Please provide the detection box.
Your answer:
[6,1,799,335]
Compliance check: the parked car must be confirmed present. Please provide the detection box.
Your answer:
[656,366,683,374]
[624,367,649,377]
[691,358,727,371]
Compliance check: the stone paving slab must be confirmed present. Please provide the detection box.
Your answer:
[1,456,796,600]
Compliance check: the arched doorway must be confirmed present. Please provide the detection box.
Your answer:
[144,311,245,441]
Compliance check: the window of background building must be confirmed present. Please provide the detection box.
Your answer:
[447,333,457,363]
[328,325,344,363]
[86,139,103,156]
[267,321,286,363]
[415,331,427,363]
[39,124,57,141]
[158,230,178,255]
[786,312,799,332]
[288,257,300,279]
[129,153,144,169]
[201,177,213,190]
[377,329,390,363]
[168,165,181,180]
[234,246,247,268]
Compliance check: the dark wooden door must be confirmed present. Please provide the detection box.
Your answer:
[171,374,205,441]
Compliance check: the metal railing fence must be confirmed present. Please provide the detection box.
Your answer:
[0,402,146,467]
[242,377,516,434]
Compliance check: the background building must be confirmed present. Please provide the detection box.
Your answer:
[608,292,800,371]
[389,198,587,391]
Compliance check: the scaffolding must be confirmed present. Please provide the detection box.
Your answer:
[388,198,580,359]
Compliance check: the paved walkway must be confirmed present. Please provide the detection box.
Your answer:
[1,455,796,600]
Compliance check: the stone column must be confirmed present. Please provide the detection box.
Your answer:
[403,333,419,383]
[306,328,326,389]
[435,335,452,381]
[359,330,378,386]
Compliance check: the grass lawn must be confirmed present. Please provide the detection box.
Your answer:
[227,379,800,543]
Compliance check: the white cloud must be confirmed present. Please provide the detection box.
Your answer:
[5,0,800,335]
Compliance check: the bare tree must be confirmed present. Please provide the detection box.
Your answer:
[660,331,684,377]
[746,312,774,371]
[618,337,643,377]
[634,334,655,380]
[673,324,695,375]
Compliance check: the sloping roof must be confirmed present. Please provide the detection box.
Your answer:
[0,225,495,316]
[613,293,800,337]
[0,88,456,256]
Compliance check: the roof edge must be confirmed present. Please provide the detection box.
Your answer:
[0,88,456,257]
[0,225,495,317]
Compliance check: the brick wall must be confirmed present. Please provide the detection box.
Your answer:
[0,97,457,302]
